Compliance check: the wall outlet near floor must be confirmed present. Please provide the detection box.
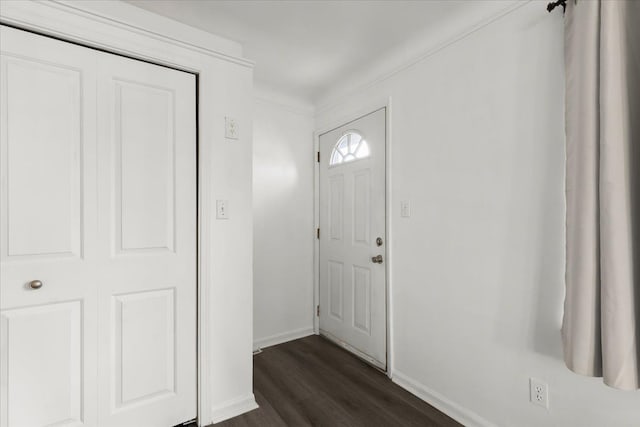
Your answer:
[530,378,549,409]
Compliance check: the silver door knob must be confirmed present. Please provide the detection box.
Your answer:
[29,280,43,290]
[371,255,383,264]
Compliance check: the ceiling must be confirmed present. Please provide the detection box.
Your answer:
[125,1,515,104]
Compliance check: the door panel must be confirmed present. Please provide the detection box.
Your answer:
[1,302,82,427]
[353,265,371,334]
[328,261,344,320]
[96,51,196,427]
[3,58,82,259]
[353,170,371,246]
[319,108,386,369]
[115,80,176,253]
[1,26,99,427]
[113,289,175,408]
[329,175,344,241]
[0,25,196,427]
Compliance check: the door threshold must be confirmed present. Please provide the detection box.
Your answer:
[319,330,387,372]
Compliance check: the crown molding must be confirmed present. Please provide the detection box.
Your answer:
[0,0,255,69]
[315,1,530,113]
[254,82,315,117]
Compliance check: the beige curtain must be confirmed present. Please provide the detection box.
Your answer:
[562,0,640,390]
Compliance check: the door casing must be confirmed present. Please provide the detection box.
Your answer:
[0,2,256,425]
[313,97,394,378]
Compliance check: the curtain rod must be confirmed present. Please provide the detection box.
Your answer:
[547,0,567,14]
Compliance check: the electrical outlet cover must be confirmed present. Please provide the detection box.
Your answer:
[529,378,549,409]
[225,117,239,140]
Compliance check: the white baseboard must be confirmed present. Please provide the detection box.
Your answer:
[253,327,314,351]
[392,370,495,427]
[210,393,259,424]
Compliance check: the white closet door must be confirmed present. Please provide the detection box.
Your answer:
[0,26,99,427]
[0,25,197,427]
[95,50,197,427]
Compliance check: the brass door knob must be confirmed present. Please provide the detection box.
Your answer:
[371,255,383,264]
[29,280,43,290]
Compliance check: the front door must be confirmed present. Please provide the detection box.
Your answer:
[0,26,197,427]
[319,108,386,369]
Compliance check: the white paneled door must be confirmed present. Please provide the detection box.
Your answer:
[0,26,197,427]
[319,108,386,369]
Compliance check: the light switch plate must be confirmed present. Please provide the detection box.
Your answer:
[401,201,411,218]
[225,117,239,140]
[216,200,229,219]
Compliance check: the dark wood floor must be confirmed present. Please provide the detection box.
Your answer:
[214,335,461,427]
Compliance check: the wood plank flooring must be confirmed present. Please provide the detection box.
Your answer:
[214,335,461,427]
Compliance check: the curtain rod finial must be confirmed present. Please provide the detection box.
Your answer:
[547,0,567,14]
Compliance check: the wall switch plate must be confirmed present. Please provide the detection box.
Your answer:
[530,378,549,409]
[225,117,239,140]
[216,200,229,219]
[401,201,411,218]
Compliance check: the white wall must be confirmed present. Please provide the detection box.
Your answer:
[253,88,315,349]
[316,3,640,427]
[205,59,255,423]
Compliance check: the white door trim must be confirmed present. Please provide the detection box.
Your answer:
[313,96,394,378]
[0,2,256,425]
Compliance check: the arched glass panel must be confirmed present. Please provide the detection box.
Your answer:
[329,132,370,166]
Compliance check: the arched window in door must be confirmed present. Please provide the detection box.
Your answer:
[329,131,370,166]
